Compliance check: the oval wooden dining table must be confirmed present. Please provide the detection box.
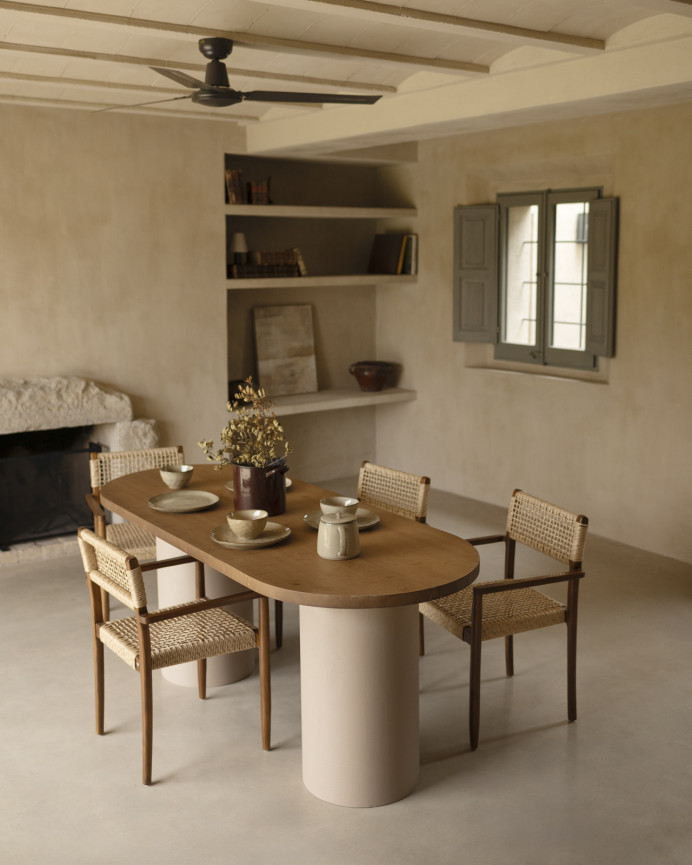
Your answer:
[101,464,480,807]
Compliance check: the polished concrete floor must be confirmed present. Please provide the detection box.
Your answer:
[2,486,691,865]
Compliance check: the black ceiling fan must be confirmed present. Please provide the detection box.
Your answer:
[149,37,382,108]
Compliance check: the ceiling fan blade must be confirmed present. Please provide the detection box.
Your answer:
[241,91,382,105]
[150,67,214,90]
[95,95,193,113]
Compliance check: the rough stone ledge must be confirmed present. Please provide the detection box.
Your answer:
[0,375,133,434]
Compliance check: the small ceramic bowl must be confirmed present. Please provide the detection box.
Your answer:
[320,496,359,515]
[227,509,268,540]
[160,464,194,489]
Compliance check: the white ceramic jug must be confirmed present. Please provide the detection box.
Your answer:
[317,511,360,560]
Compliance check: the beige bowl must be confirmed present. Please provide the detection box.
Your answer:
[160,464,194,489]
[320,496,359,515]
[227,509,268,540]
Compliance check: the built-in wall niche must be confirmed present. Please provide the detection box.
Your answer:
[227,284,376,395]
[224,151,418,424]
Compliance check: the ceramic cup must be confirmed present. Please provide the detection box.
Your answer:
[320,496,359,515]
[227,509,268,540]
[160,464,194,489]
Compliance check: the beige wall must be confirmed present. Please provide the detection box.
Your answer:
[1,105,244,463]
[2,101,690,562]
[375,102,692,563]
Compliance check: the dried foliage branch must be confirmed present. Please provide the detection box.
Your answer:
[198,377,291,469]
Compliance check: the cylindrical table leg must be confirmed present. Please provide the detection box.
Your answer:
[155,538,255,687]
[300,604,419,807]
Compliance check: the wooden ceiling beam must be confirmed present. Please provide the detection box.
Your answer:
[0,1,488,75]
[261,0,604,54]
[0,41,394,93]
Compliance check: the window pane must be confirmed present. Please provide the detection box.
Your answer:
[551,202,588,351]
[503,204,538,346]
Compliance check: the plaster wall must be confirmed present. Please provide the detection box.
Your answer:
[0,105,245,465]
[375,102,692,563]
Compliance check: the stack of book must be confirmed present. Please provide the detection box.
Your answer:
[224,168,271,205]
[367,233,418,275]
[228,248,308,279]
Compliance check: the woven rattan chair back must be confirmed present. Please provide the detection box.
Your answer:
[89,446,184,492]
[78,528,147,611]
[357,461,430,522]
[507,489,588,565]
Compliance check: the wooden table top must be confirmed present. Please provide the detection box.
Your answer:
[100,464,479,609]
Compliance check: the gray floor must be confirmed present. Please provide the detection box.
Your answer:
[2,486,691,865]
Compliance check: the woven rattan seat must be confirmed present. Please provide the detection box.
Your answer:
[421,584,567,642]
[78,528,272,785]
[419,489,588,750]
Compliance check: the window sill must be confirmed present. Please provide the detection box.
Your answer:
[463,343,610,383]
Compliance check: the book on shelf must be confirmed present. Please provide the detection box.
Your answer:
[225,168,245,204]
[401,234,418,275]
[368,233,418,275]
[292,248,308,276]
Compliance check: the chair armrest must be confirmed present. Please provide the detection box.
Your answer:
[139,590,262,624]
[466,533,506,547]
[140,555,197,572]
[472,570,584,595]
[85,493,105,519]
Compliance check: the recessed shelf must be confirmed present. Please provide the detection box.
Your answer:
[227,274,417,290]
[225,204,417,220]
[268,387,417,417]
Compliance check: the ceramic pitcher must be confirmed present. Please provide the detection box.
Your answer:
[317,511,360,560]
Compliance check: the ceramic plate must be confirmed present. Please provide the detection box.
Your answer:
[148,490,220,513]
[211,522,291,549]
[303,508,380,531]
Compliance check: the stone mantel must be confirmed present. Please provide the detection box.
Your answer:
[0,376,158,451]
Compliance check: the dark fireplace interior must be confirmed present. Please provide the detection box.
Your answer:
[0,426,101,549]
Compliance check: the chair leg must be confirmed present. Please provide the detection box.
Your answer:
[274,600,283,649]
[505,635,514,677]
[567,614,578,722]
[94,638,104,735]
[469,637,482,751]
[197,659,207,700]
[418,612,425,656]
[258,597,272,751]
[140,665,153,785]
[100,588,110,622]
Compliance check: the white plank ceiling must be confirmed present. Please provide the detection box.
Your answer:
[1,1,692,153]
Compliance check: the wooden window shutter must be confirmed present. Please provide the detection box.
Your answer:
[585,197,618,357]
[452,204,499,342]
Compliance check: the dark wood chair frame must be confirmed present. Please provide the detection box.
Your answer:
[81,530,271,785]
[420,493,588,750]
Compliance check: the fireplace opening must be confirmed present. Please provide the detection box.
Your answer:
[0,426,101,549]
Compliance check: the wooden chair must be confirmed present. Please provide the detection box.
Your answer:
[87,446,185,619]
[274,461,430,649]
[357,460,430,522]
[77,527,271,785]
[419,490,588,750]
[87,446,185,560]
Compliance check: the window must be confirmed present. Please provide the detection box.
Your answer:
[453,188,617,370]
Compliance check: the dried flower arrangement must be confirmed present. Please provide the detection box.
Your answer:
[198,377,290,469]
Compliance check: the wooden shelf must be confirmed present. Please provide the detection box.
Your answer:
[268,387,416,417]
[227,274,417,290]
[225,204,416,220]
